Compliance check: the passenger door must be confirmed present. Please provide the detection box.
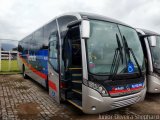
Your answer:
[48,30,60,103]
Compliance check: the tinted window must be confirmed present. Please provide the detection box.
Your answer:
[49,34,58,58]
[118,25,144,71]
[18,41,23,53]
[148,36,160,69]
[35,28,43,43]
[34,28,43,50]
[87,20,144,75]
[23,37,30,55]
[49,32,59,71]
[57,16,77,39]
[44,20,57,43]
[46,20,59,71]
[87,20,124,74]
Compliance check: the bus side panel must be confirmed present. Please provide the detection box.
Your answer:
[18,33,48,88]
[28,49,48,88]
[28,70,47,88]
[18,48,48,87]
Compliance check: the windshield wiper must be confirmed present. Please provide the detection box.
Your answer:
[110,34,123,80]
[123,36,142,76]
[116,34,123,63]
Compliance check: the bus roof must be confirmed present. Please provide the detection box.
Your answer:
[79,12,131,27]
[20,12,133,41]
[139,29,160,36]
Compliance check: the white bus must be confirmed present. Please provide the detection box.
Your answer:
[18,13,146,114]
[137,29,160,93]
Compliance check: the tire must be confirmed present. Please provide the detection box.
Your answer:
[46,76,49,91]
[22,65,28,79]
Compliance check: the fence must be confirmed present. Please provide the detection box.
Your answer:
[0,39,20,73]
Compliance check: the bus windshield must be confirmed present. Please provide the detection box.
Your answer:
[149,36,160,69]
[86,20,144,75]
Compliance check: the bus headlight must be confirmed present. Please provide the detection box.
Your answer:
[98,86,103,91]
[87,81,109,97]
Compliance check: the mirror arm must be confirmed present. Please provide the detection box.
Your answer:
[67,20,81,28]
[140,34,158,38]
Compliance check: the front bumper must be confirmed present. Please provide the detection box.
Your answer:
[147,74,160,93]
[82,84,146,114]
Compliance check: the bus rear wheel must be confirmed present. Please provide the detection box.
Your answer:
[22,65,28,79]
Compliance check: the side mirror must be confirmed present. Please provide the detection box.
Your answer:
[81,20,90,39]
[149,36,157,47]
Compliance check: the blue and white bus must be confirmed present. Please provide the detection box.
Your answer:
[137,29,160,93]
[18,13,146,114]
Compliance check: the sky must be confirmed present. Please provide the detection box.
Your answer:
[0,0,160,40]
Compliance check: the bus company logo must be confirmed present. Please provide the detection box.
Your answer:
[132,83,143,89]
[126,85,130,91]
[28,55,36,61]
[114,86,124,91]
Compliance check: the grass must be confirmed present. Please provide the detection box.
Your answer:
[0,60,20,73]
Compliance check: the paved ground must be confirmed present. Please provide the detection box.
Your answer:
[0,74,160,120]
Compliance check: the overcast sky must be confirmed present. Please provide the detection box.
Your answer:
[0,0,160,40]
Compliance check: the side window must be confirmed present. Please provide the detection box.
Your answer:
[46,20,59,72]
[49,33,58,58]
[44,20,58,47]
[34,28,43,51]
[23,36,30,55]
[35,28,43,43]
[18,42,23,53]
[49,33,59,71]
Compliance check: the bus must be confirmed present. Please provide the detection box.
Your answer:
[18,13,146,114]
[137,29,160,93]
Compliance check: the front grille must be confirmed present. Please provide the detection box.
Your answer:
[112,96,141,109]
[109,88,143,97]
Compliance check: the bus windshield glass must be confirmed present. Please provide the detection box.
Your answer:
[86,20,144,75]
[148,36,160,69]
[118,25,144,74]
